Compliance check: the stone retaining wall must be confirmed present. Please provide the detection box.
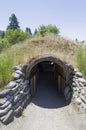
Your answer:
[72,68,86,112]
[0,66,31,124]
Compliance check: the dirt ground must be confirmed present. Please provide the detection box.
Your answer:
[0,72,86,130]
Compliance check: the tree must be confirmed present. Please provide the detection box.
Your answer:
[25,27,32,36]
[0,30,5,38]
[7,13,20,30]
[34,28,38,35]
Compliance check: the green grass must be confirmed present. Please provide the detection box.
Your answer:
[0,55,14,88]
[77,43,86,78]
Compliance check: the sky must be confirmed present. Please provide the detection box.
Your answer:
[0,0,86,41]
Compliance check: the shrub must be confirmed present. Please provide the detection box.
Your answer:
[0,38,10,52]
[38,24,60,36]
[5,29,28,45]
[77,43,86,78]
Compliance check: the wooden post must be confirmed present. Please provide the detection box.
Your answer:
[58,75,62,93]
[61,78,65,93]
[30,77,34,96]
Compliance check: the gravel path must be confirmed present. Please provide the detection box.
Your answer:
[0,72,86,130]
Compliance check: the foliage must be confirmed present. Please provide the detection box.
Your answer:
[0,38,10,52]
[5,29,28,45]
[34,28,38,35]
[25,27,32,36]
[0,55,13,87]
[0,31,5,38]
[77,44,86,78]
[38,24,60,36]
[7,13,20,30]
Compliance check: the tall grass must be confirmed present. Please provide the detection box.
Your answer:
[77,43,86,78]
[0,55,14,88]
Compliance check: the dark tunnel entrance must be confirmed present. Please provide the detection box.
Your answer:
[27,58,68,108]
[32,70,66,108]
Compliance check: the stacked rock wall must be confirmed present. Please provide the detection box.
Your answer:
[71,68,86,112]
[0,66,31,124]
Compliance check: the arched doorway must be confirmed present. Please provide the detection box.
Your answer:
[26,56,69,99]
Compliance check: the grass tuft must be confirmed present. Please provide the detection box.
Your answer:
[76,43,86,78]
[0,55,14,88]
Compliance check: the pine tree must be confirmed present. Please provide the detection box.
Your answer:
[7,13,20,30]
[34,28,38,35]
[25,27,32,35]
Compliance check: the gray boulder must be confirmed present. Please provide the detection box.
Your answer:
[78,78,86,83]
[13,66,22,71]
[0,101,11,109]
[15,70,23,76]
[0,89,11,98]
[0,98,7,106]
[5,81,17,89]
[75,72,83,78]
[0,109,14,124]
[0,103,12,117]
[76,98,82,105]
[80,95,86,104]
[13,72,21,79]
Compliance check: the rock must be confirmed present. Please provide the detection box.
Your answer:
[9,85,19,95]
[5,81,17,89]
[64,86,72,100]
[80,95,86,103]
[0,103,12,117]
[78,78,86,84]
[74,80,80,88]
[76,98,82,105]
[13,72,21,79]
[72,82,76,87]
[84,81,86,86]
[0,96,14,109]
[13,100,22,110]
[73,87,77,91]
[15,78,24,83]
[83,87,86,92]
[21,95,30,108]
[14,106,23,117]
[1,109,14,124]
[14,93,23,103]
[15,70,23,76]
[75,72,83,78]
[0,98,7,106]
[64,86,70,95]
[74,68,79,73]
[0,89,11,98]
[23,80,29,85]
[81,89,86,96]
[73,92,79,98]
[0,101,11,109]
[65,91,72,101]
[79,82,84,87]
[13,66,22,71]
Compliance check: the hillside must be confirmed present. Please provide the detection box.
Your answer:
[0,34,85,88]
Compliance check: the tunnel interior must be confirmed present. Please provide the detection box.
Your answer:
[28,60,67,108]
